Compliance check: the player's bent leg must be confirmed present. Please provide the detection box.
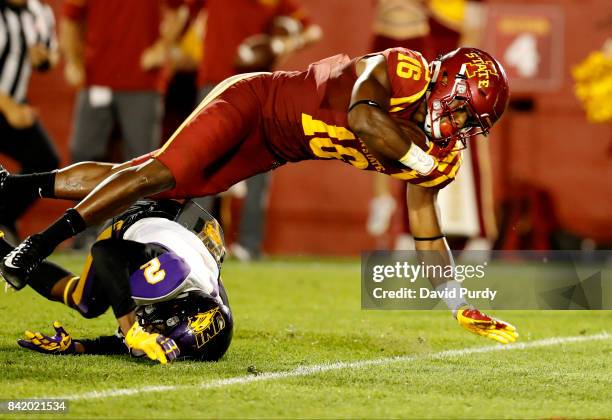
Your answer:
[54,161,132,200]
[0,161,126,206]
[2,74,264,287]
[28,265,76,303]
[0,164,56,211]
[75,158,175,226]
[0,231,75,295]
[0,159,175,289]
[67,253,112,320]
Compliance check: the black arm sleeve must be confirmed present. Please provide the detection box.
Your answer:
[75,335,129,356]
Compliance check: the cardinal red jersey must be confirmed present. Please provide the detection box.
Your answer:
[148,48,463,199]
[262,47,462,188]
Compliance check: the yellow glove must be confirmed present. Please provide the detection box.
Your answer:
[456,308,518,344]
[124,322,180,364]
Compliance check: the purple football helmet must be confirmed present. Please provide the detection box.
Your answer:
[136,289,233,361]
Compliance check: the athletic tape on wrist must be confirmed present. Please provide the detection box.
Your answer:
[399,143,436,175]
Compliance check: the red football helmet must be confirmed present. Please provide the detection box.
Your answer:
[424,47,510,151]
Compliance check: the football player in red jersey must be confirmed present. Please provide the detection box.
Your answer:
[0,47,517,344]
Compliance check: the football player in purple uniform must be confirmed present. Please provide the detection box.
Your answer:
[9,200,232,364]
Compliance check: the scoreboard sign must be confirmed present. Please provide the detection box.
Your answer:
[482,4,564,93]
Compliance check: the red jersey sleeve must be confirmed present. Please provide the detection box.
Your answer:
[379,48,430,114]
[62,0,87,21]
[277,0,312,27]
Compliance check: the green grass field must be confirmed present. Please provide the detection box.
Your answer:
[0,254,611,419]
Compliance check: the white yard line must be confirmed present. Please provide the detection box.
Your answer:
[44,332,610,401]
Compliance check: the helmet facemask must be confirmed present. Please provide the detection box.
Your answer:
[425,61,494,154]
[175,200,227,266]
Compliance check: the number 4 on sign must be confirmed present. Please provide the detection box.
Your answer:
[504,33,540,78]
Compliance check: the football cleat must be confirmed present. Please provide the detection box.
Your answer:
[17,321,76,355]
[0,234,48,290]
[456,307,518,344]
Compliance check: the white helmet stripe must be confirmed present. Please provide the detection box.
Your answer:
[429,60,442,83]
[458,63,467,76]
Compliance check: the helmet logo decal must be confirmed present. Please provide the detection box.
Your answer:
[189,308,226,349]
[198,220,226,264]
[464,52,498,88]
[203,221,223,247]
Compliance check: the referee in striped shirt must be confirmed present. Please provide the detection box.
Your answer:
[0,0,59,240]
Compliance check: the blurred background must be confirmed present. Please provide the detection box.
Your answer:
[2,0,611,257]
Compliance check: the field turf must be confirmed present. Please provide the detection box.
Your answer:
[0,253,610,419]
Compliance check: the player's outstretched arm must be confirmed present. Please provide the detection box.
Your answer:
[19,315,180,362]
[17,321,80,355]
[17,321,136,356]
[407,184,518,344]
[406,183,454,290]
[348,55,435,176]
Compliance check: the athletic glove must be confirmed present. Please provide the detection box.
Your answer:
[17,321,76,354]
[124,322,180,364]
[456,308,518,344]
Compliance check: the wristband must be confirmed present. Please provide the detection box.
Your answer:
[414,235,445,241]
[399,143,436,175]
